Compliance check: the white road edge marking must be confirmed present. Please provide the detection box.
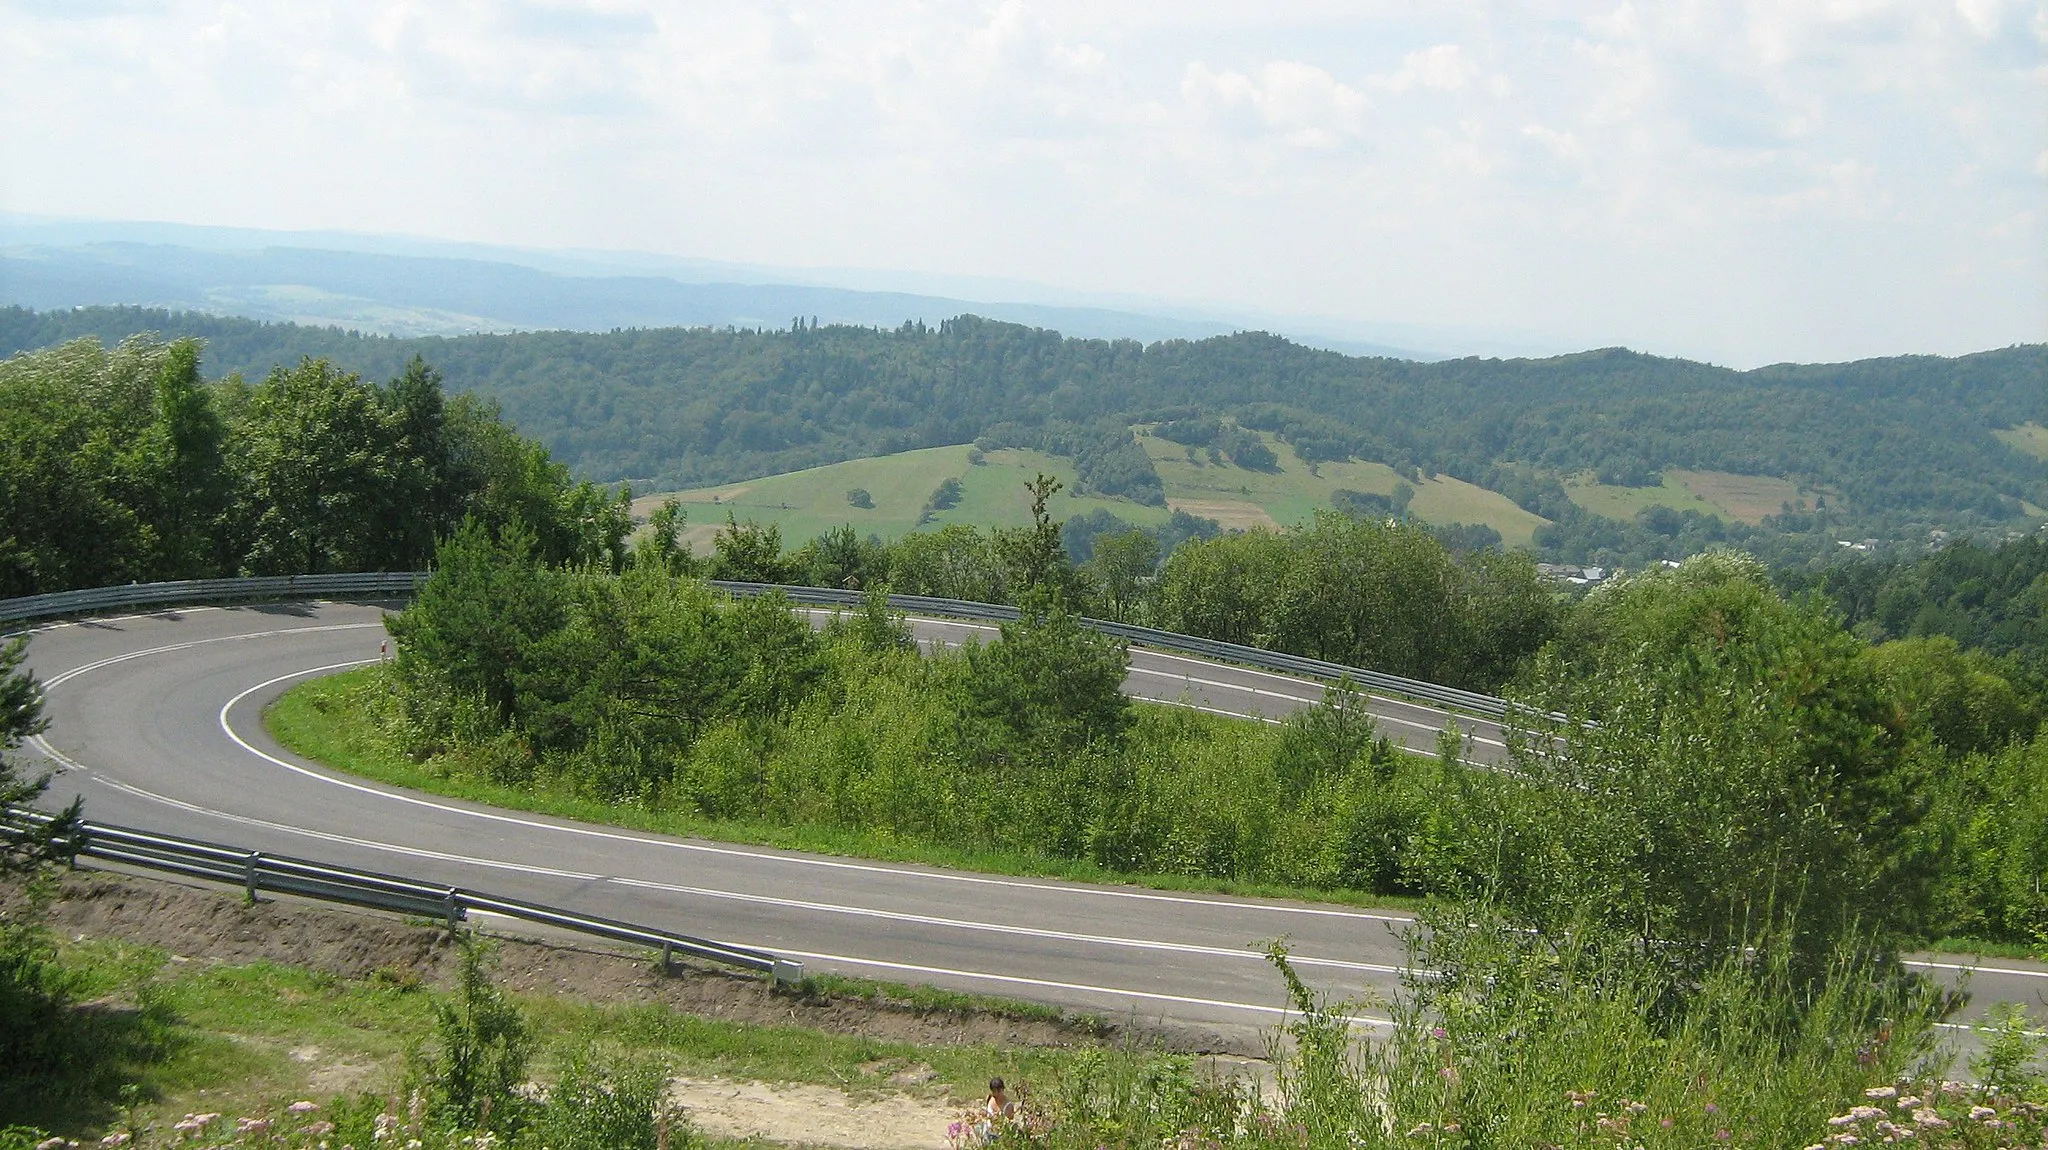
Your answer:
[78,768,1391,975]
[198,659,1412,923]
[40,618,2043,985]
[762,948,1397,1027]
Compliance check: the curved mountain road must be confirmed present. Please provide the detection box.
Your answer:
[14,599,2046,1053]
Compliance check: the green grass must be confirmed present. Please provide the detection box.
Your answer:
[1140,429,1549,545]
[1564,470,1727,522]
[635,429,1551,551]
[265,666,1422,914]
[1995,422,2048,463]
[635,445,1170,552]
[19,935,1071,1142]
[1670,468,1822,525]
[1563,468,1835,527]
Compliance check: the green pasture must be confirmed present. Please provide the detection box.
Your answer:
[635,429,1551,551]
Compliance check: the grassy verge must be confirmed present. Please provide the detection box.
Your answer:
[266,666,1425,914]
[15,935,1073,1143]
[1923,936,2048,962]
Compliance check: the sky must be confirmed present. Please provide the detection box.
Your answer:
[1,0,2043,367]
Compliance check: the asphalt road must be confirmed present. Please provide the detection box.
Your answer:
[14,599,2047,1055]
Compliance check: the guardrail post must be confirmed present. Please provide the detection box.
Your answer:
[771,959,804,986]
[444,889,460,932]
[243,851,261,902]
[660,940,673,971]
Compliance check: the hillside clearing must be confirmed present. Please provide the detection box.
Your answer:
[632,429,1552,552]
[632,445,1170,551]
[1565,471,1726,521]
[1670,469,1822,524]
[1138,429,1549,546]
[1995,422,2048,463]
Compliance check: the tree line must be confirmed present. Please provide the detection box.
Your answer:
[4,307,2040,562]
[0,336,630,599]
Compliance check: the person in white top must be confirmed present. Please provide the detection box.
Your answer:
[975,1077,1016,1143]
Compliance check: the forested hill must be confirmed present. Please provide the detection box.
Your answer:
[4,306,2043,546]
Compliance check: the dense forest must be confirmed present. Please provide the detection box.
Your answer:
[0,335,630,599]
[4,308,2042,562]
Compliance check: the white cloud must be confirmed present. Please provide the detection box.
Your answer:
[1376,43,1478,91]
[0,0,2040,365]
[1181,60,1368,148]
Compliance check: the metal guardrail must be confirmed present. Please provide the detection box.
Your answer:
[0,573,423,626]
[707,580,1517,720]
[0,572,1518,720]
[4,810,802,983]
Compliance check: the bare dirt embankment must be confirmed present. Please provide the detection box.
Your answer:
[37,867,1276,1147]
[43,866,1098,1050]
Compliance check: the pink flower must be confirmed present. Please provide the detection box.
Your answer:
[1967,1106,1996,1121]
[288,1101,320,1114]
[1865,1087,1898,1100]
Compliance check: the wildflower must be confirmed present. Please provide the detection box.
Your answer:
[1895,1096,1921,1109]
[308,1122,336,1136]
[99,1136,129,1148]
[1625,1101,1648,1115]
[1829,1136,1859,1146]
[1865,1087,1898,1100]
[1704,1102,1720,1115]
[1911,1110,1947,1130]
[1967,1105,1995,1121]
[1851,1106,1885,1120]
[1431,1027,1447,1040]
[1713,1130,1732,1141]
[1406,1124,1433,1137]
[1660,1117,1674,1129]
[1830,1116,1858,1127]
[36,1140,66,1150]
[238,1118,272,1135]
[289,1101,320,1114]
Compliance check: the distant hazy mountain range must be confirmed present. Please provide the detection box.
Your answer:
[0,217,1499,360]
